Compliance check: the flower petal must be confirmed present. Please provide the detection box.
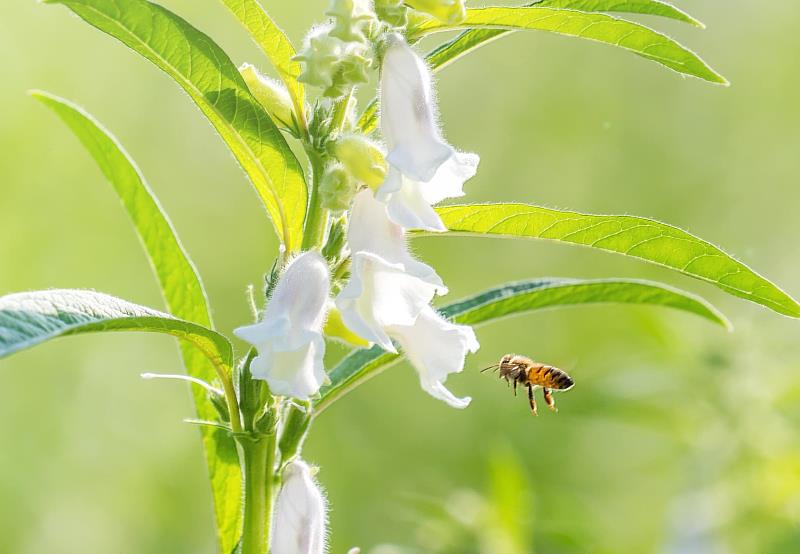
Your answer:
[380,35,452,182]
[272,460,327,554]
[388,306,479,409]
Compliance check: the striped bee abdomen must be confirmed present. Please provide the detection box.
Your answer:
[529,364,574,390]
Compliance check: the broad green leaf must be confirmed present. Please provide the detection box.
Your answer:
[32,92,242,552]
[408,7,727,84]
[433,204,800,318]
[220,0,307,130]
[0,289,232,367]
[357,1,705,134]
[46,0,307,251]
[315,278,729,412]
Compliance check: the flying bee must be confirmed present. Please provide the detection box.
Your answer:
[482,354,574,415]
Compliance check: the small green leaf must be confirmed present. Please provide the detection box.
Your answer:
[315,278,728,413]
[433,203,800,318]
[409,6,727,84]
[220,0,307,130]
[46,0,307,251]
[0,289,232,367]
[32,91,242,553]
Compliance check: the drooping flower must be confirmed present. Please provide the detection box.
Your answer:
[336,189,446,352]
[234,252,330,400]
[377,35,479,231]
[388,306,479,409]
[271,460,327,554]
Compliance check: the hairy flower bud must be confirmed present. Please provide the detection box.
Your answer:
[326,0,376,43]
[375,0,408,27]
[295,27,372,98]
[332,134,388,188]
[320,163,356,211]
[234,252,331,400]
[240,63,295,129]
[271,460,327,554]
[406,0,467,24]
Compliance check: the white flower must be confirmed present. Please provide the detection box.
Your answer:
[271,460,327,554]
[377,35,479,231]
[388,306,479,409]
[336,190,446,352]
[234,252,330,400]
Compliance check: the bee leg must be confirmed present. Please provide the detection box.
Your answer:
[543,388,557,412]
[513,378,518,396]
[527,384,537,416]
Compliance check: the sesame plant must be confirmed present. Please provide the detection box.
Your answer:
[2,0,798,552]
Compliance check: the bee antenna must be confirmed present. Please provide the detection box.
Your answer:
[480,364,499,373]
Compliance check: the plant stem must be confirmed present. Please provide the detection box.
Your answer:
[301,151,329,251]
[239,434,277,554]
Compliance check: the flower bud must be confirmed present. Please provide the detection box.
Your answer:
[240,63,295,130]
[326,0,376,43]
[295,27,345,89]
[332,134,388,189]
[406,0,466,24]
[320,163,357,211]
[271,460,327,554]
[375,0,408,27]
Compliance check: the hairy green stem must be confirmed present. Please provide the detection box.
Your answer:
[239,434,277,554]
[278,403,312,465]
[301,151,329,251]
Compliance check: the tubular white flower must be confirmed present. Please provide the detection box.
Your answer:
[388,306,479,409]
[336,190,446,352]
[378,35,479,231]
[271,460,327,554]
[234,252,330,400]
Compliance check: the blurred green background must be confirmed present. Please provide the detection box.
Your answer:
[2,1,799,552]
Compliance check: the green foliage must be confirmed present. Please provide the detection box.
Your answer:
[45,0,308,252]
[533,0,704,27]
[316,277,729,412]
[0,289,231,367]
[433,204,800,318]
[31,91,242,554]
[408,6,726,84]
[220,0,307,131]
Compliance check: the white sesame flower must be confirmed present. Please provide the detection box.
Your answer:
[378,35,479,231]
[336,190,446,352]
[388,306,479,409]
[234,252,330,400]
[271,460,327,554]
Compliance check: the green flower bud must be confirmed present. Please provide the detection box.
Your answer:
[240,63,295,129]
[326,0,376,43]
[320,163,357,211]
[406,0,466,24]
[331,134,387,189]
[375,0,408,27]
[294,29,345,89]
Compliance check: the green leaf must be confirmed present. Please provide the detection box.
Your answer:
[533,0,704,27]
[315,278,729,413]
[408,6,727,84]
[0,289,232,366]
[433,203,800,318]
[220,0,307,131]
[46,0,307,251]
[31,91,242,553]
[357,1,706,134]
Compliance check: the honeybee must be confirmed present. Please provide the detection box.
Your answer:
[482,354,574,415]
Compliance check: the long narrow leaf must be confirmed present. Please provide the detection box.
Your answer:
[32,91,242,552]
[0,290,232,366]
[46,0,307,251]
[357,1,706,133]
[315,278,729,413]
[432,203,800,318]
[220,0,306,129]
[408,6,726,84]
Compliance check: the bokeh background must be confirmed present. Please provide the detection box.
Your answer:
[1,1,799,552]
